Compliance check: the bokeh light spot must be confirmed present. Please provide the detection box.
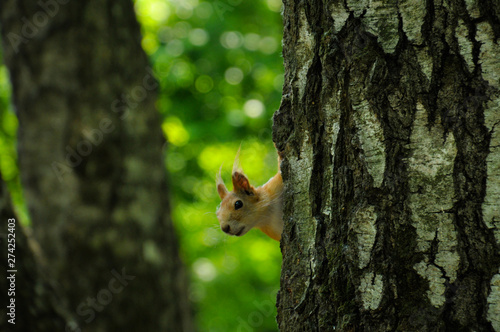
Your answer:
[150,1,170,22]
[166,39,185,57]
[189,28,209,46]
[170,60,193,85]
[162,116,190,146]
[167,152,187,172]
[243,99,264,118]
[158,26,173,43]
[220,31,243,49]
[195,2,213,19]
[266,0,283,12]
[227,109,245,127]
[193,258,217,281]
[224,67,244,85]
[176,5,193,19]
[195,75,214,93]
[243,33,260,51]
[259,36,278,54]
[142,33,159,54]
[173,21,191,38]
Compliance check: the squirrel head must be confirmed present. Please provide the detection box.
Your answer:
[215,149,260,237]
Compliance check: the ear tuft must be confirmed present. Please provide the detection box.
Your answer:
[232,144,242,175]
[216,164,228,199]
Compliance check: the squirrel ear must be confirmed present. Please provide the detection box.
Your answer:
[216,165,228,199]
[232,171,254,196]
[217,183,228,199]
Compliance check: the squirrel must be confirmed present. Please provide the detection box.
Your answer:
[216,148,283,241]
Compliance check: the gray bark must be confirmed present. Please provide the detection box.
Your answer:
[274,0,500,330]
[0,1,192,331]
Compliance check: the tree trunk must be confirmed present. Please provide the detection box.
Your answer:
[274,0,500,330]
[1,174,78,331]
[0,1,192,331]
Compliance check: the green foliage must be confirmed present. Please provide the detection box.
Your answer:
[138,0,284,330]
[0,60,28,224]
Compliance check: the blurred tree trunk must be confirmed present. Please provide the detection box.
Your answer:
[0,1,192,331]
[274,0,500,330]
[0,174,79,331]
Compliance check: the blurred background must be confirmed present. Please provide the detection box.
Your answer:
[0,0,283,331]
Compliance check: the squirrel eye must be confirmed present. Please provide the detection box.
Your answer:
[234,200,243,210]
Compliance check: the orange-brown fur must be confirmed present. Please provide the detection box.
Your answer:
[216,150,283,241]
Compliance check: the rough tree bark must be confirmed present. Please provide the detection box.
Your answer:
[0,1,192,331]
[274,0,500,330]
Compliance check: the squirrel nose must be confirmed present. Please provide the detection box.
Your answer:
[222,225,231,233]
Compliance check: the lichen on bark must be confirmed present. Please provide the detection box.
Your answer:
[351,205,377,269]
[358,272,384,311]
[295,9,315,99]
[330,1,349,33]
[476,21,500,243]
[352,99,386,187]
[408,102,460,307]
[475,19,500,331]
[399,0,427,45]
[488,272,500,331]
[455,19,475,73]
[361,0,399,53]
